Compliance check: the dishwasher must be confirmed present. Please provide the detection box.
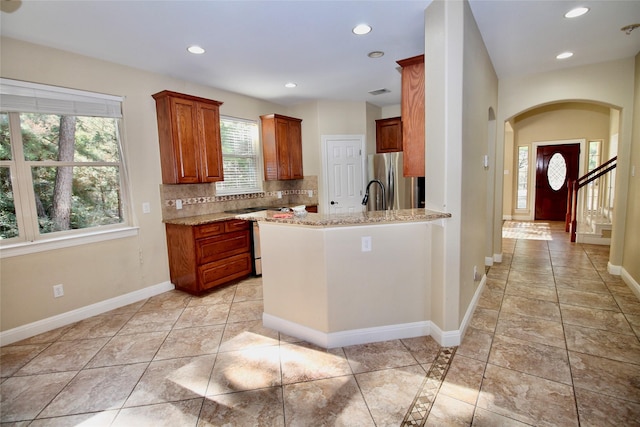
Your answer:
[252,221,262,276]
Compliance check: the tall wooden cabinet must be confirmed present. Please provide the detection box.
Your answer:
[260,114,303,180]
[153,90,224,184]
[375,117,402,153]
[396,55,425,177]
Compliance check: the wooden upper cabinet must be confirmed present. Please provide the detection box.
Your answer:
[396,55,425,177]
[261,114,303,180]
[375,117,402,153]
[152,90,224,184]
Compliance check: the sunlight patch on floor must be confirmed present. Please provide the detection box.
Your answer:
[502,221,553,240]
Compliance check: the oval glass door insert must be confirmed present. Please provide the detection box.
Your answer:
[547,152,567,191]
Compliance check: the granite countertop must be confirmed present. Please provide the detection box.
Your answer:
[164,208,451,227]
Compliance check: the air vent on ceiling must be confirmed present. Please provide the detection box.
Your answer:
[368,88,390,96]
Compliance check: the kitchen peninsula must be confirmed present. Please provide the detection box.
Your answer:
[255,208,451,348]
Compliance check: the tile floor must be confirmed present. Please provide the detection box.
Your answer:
[1,220,640,426]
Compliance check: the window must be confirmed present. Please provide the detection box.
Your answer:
[0,79,131,248]
[547,152,567,191]
[516,146,529,209]
[586,140,602,211]
[215,116,261,195]
[588,140,601,172]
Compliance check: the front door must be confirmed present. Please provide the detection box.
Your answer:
[323,135,365,214]
[535,144,580,220]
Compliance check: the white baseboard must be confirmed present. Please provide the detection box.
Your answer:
[431,273,487,347]
[263,313,431,349]
[577,234,611,245]
[608,262,622,276]
[458,273,486,344]
[262,274,488,349]
[0,281,175,346]
[621,267,640,300]
[429,323,462,347]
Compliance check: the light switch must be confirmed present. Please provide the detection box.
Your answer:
[361,236,372,252]
[142,202,151,214]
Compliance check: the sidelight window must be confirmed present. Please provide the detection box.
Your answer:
[516,146,529,209]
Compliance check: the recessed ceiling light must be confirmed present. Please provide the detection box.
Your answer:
[284,82,297,88]
[368,51,384,58]
[556,51,574,59]
[564,7,589,18]
[352,24,372,35]
[187,45,205,54]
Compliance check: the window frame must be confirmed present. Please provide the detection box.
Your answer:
[0,80,136,258]
[515,145,529,210]
[214,115,263,196]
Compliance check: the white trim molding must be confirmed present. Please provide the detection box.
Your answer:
[621,267,640,300]
[263,313,432,349]
[0,281,174,346]
[1,226,139,259]
[608,262,622,276]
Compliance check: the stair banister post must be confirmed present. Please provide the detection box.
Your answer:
[571,180,578,242]
[566,180,573,232]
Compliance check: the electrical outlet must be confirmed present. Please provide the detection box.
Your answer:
[361,236,372,252]
[308,190,313,197]
[53,284,64,298]
[176,199,183,209]
[142,202,151,213]
[277,191,282,199]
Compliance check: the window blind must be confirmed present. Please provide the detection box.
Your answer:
[0,78,122,118]
[216,116,261,194]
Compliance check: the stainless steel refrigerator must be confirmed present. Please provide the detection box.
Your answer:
[364,152,424,211]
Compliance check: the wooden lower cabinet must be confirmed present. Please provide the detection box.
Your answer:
[165,219,252,295]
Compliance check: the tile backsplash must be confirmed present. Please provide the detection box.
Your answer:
[160,176,318,220]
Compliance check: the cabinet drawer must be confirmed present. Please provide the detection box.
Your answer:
[224,219,250,233]
[198,252,252,290]
[196,230,250,264]
[194,222,225,239]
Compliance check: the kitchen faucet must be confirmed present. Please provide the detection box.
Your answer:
[362,179,386,210]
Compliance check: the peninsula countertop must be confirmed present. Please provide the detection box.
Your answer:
[163,208,451,228]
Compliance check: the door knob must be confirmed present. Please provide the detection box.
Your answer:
[330,201,338,205]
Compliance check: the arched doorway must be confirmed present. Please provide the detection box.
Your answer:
[502,101,618,231]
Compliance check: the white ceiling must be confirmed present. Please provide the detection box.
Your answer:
[1,0,639,107]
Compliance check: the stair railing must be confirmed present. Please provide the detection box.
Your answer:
[566,156,617,242]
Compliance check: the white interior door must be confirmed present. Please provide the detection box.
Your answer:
[322,135,365,214]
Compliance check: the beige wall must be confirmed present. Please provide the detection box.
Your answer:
[502,122,514,218]
[504,102,611,219]
[425,0,498,330]
[622,53,640,284]
[459,0,499,324]
[0,36,372,334]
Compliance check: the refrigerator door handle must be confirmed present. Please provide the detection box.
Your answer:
[387,165,394,210]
